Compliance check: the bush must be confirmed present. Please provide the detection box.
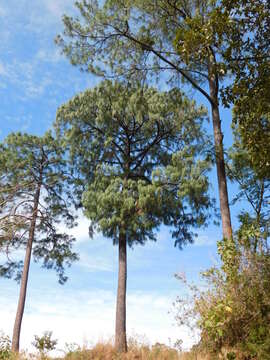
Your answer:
[175,234,270,359]
[0,332,12,360]
[32,331,57,359]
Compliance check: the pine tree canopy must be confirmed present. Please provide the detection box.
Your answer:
[0,132,78,284]
[56,0,219,98]
[55,80,213,248]
[55,0,240,241]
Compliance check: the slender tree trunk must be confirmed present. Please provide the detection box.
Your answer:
[115,230,127,352]
[208,61,233,240]
[11,184,41,352]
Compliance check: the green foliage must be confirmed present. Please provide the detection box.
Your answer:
[55,80,213,247]
[56,1,224,99]
[175,134,270,358]
[0,332,12,360]
[0,132,78,284]
[176,240,270,358]
[56,0,236,243]
[227,131,270,253]
[216,237,239,281]
[173,1,228,79]
[176,235,270,358]
[219,0,270,178]
[32,331,57,358]
[175,0,270,178]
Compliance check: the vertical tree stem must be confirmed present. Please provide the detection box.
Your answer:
[115,229,127,352]
[11,182,42,352]
[208,60,233,240]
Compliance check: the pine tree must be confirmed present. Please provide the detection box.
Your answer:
[0,131,78,352]
[55,80,213,352]
[55,0,233,240]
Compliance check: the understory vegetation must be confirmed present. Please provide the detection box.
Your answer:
[0,333,198,360]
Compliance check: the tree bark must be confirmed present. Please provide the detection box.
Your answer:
[115,230,127,352]
[11,183,41,352]
[208,61,233,240]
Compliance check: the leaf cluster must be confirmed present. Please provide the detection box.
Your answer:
[227,131,270,253]
[218,0,270,178]
[32,331,57,357]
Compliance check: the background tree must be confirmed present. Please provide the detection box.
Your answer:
[0,132,78,352]
[227,129,270,253]
[55,80,213,352]
[219,0,270,179]
[55,0,233,240]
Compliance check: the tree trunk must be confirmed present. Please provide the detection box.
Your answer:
[11,184,41,352]
[208,62,233,240]
[115,230,127,352]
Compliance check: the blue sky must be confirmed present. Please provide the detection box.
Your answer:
[0,0,244,354]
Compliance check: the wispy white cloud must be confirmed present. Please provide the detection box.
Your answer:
[78,252,113,273]
[43,0,75,20]
[0,3,7,17]
[57,212,92,244]
[16,0,77,40]
[0,0,86,102]
[1,0,75,36]
[193,234,216,247]
[0,248,26,264]
[0,59,53,99]
[36,49,62,64]
[2,114,33,132]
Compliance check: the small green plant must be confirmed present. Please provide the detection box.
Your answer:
[226,352,236,360]
[32,331,57,359]
[0,332,12,360]
[63,342,82,358]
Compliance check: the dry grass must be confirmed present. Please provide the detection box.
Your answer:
[8,345,248,360]
[53,341,212,360]
[1,347,212,360]
[59,342,180,360]
[2,340,212,360]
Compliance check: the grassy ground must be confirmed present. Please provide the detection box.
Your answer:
[2,342,211,360]
[57,342,181,359]
[4,343,252,360]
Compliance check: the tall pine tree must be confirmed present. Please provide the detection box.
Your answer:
[55,81,213,352]
[0,132,78,352]
[56,0,233,240]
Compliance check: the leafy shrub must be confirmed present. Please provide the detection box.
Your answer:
[175,232,270,359]
[0,332,12,360]
[32,331,57,359]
